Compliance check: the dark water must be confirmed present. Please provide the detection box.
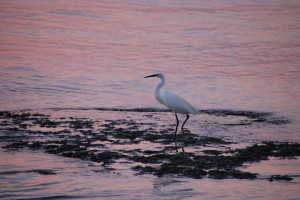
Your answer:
[1,0,300,199]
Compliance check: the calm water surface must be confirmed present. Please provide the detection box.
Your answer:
[1,0,300,199]
[0,0,299,115]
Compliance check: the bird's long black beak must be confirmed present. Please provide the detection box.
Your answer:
[144,74,158,78]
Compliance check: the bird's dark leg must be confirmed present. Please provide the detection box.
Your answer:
[181,115,190,134]
[174,113,179,151]
[180,115,189,152]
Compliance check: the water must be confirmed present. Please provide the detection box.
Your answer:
[1,149,299,200]
[1,0,300,199]
[1,0,299,115]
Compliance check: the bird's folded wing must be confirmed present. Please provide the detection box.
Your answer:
[161,90,198,114]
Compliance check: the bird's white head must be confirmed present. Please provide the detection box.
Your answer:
[144,73,164,79]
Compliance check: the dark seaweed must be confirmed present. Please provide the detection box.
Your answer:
[0,111,298,181]
[268,174,293,182]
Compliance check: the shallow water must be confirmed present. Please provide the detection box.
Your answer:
[1,109,300,199]
[1,149,300,200]
[1,0,300,199]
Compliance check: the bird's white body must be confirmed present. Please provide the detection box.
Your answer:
[159,90,197,114]
[151,73,198,115]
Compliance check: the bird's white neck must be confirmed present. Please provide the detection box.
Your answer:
[155,75,165,92]
[155,76,165,105]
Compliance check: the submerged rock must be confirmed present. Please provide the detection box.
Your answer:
[268,174,293,182]
[90,151,123,165]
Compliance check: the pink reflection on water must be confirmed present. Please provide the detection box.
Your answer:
[0,0,300,116]
[2,148,300,199]
[242,157,300,176]
[1,1,300,198]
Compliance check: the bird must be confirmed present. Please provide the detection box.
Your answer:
[144,73,198,151]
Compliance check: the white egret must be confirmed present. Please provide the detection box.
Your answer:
[144,73,198,150]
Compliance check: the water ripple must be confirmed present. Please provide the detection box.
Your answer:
[48,11,108,20]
